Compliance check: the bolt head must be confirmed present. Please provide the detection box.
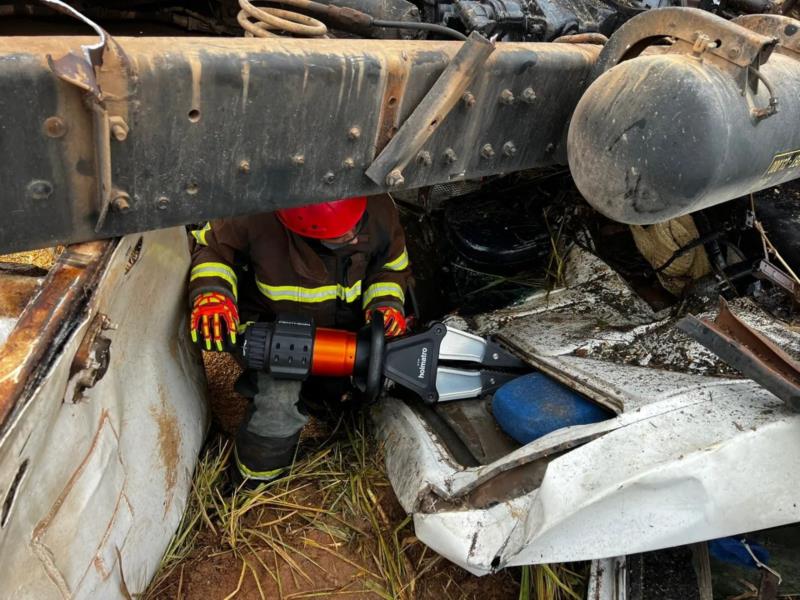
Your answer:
[111,124,127,141]
[502,141,516,157]
[343,157,355,169]
[386,169,405,188]
[416,151,432,167]
[500,89,514,105]
[521,87,536,104]
[43,116,67,138]
[462,91,476,107]
[443,148,457,163]
[27,180,53,200]
[239,159,251,174]
[108,116,129,141]
[348,126,361,140]
[112,193,131,213]
[480,144,495,159]
[156,196,169,210]
[291,154,305,166]
[727,46,741,59]
[323,171,336,184]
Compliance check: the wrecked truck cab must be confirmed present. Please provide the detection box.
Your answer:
[0,229,207,598]
[0,0,799,594]
[372,245,800,575]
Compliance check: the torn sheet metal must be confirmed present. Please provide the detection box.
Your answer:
[0,228,207,599]
[373,246,800,574]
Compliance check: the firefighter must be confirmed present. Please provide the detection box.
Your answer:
[188,195,411,484]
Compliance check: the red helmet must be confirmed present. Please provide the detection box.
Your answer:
[276,197,367,239]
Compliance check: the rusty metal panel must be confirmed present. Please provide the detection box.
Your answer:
[0,274,44,319]
[0,36,599,253]
[0,241,113,431]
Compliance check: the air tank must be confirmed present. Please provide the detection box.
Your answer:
[567,17,800,225]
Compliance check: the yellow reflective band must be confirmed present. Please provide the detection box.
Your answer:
[383,247,409,271]
[191,222,211,246]
[190,262,238,299]
[234,449,286,481]
[363,282,405,307]
[256,279,362,304]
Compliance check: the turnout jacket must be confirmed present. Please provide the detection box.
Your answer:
[189,195,411,329]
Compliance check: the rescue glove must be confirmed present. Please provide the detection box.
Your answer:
[366,305,407,338]
[190,291,239,351]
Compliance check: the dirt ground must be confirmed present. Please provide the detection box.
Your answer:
[145,352,544,600]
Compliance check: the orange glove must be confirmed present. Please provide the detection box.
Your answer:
[367,306,407,338]
[190,291,239,351]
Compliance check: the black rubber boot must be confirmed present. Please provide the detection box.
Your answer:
[228,375,307,490]
[231,424,301,489]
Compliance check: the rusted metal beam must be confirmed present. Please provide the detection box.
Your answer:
[678,298,800,409]
[734,13,800,59]
[0,34,599,254]
[365,31,495,187]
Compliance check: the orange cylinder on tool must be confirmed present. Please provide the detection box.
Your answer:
[311,328,357,377]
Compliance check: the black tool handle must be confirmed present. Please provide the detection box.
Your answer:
[240,315,315,380]
[353,311,385,403]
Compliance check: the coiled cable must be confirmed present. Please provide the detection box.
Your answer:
[238,0,469,39]
[238,0,328,38]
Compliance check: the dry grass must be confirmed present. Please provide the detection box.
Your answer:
[518,564,586,600]
[543,205,570,290]
[145,378,585,599]
[145,413,482,599]
[0,247,62,269]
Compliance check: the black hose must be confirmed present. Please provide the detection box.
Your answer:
[653,230,725,274]
[371,19,468,40]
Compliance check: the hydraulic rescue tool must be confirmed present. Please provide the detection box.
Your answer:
[240,314,528,403]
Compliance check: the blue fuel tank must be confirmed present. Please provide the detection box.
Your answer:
[492,372,611,444]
